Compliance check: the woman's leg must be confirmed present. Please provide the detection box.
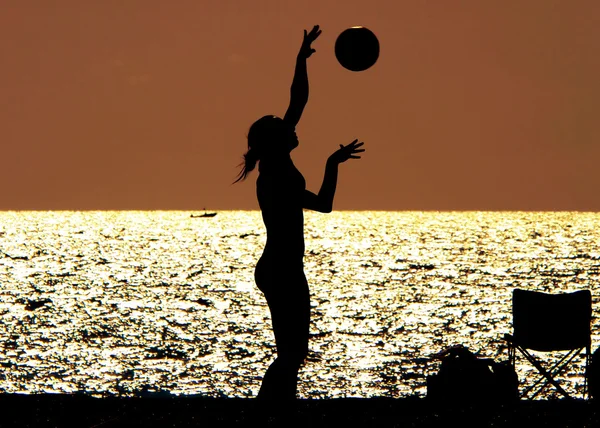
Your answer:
[257,273,310,400]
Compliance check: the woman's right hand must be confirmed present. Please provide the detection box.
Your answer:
[298,25,322,59]
[328,139,365,165]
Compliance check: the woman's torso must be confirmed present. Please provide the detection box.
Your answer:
[256,159,306,267]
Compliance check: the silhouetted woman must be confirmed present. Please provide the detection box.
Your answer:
[234,25,365,400]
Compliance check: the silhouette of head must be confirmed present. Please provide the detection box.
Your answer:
[234,115,298,183]
[249,115,298,155]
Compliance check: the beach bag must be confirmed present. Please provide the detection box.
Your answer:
[427,345,518,403]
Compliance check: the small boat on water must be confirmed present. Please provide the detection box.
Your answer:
[191,209,217,218]
[191,212,217,218]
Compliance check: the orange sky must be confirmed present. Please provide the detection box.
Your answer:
[1,1,599,210]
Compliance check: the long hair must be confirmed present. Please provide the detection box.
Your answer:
[233,147,259,184]
[233,115,284,184]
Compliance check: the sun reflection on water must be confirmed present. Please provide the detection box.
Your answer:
[0,211,599,398]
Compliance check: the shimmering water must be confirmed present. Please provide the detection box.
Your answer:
[0,211,599,399]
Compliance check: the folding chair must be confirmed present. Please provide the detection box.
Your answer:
[504,289,592,399]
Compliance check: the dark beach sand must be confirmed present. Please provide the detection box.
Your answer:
[1,394,598,427]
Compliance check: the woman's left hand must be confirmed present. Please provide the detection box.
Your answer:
[299,25,322,59]
[328,139,365,164]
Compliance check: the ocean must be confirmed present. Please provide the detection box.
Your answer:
[0,211,598,399]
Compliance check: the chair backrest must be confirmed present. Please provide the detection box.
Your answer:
[512,289,591,352]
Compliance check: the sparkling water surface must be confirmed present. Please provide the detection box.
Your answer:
[1,211,599,399]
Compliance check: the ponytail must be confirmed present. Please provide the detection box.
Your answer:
[233,148,258,183]
[234,114,281,183]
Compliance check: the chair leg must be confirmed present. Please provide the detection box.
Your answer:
[508,344,515,366]
[521,350,571,399]
[531,352,579,399]
[517,346,585,399]
[530,349,584,399]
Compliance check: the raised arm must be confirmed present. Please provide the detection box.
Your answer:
[303,140,365,213]
[283,25,321,128]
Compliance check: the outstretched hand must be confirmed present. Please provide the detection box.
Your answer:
[328,139,365,165]
[299,25,322,59]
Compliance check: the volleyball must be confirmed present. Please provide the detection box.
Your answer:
[335,26,380,72]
